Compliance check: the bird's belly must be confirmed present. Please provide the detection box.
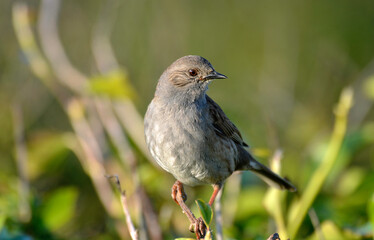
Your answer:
[145,117,236,186]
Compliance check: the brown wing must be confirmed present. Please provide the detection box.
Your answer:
[206,95,249,147]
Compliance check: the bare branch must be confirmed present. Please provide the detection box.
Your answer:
[106,175,139,240]
[66,99,118,217]
[91,1,162,236]
[308,208,325,240]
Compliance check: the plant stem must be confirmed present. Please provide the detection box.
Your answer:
[288,88,353,239]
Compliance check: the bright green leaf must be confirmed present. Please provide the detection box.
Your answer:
[195,199,213,226]
[87,69,136,99]
[41,187,78,232]
[174,238,196,240]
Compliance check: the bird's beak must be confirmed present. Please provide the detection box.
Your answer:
[203,71,227,80]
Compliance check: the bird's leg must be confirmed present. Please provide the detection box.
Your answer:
[171,181,197,225]
[208,183,223,206]
[171,181,207,239]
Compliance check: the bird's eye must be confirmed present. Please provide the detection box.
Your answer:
[188,69,198,76]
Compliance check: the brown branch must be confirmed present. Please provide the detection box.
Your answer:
[91,2,162,238]
[106,175,139,240]
[13,2,129,237]
[36,0,123,221]
[66,99,118,217]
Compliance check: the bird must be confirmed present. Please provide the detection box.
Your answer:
[144,55,296,236]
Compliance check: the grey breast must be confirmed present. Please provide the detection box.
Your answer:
[145,99,236,186]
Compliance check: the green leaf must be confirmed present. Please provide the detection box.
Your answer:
[195,199,213,226]
[175,238,196,240]
[28,132,75,180]
[41,187,78,232]
[87,69,136,99]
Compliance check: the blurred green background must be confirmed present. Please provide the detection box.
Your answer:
[1,0,374,239]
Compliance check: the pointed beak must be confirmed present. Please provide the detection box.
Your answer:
[203,71,227,80]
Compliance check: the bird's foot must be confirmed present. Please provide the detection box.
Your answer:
[189,217,207,239]
[171,181,207,239]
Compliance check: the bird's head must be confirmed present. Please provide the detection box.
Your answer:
[155,55,227,102]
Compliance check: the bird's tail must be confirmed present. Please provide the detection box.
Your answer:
[236,147,297,192]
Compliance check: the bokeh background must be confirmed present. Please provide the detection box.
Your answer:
[1,0,374,239]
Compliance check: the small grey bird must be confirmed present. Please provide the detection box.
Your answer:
[144,55,296,209]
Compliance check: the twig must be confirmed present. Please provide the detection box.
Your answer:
[96,99,160,239]
[106,175,139,240]
[66,99,118,216]
[91,1,162,237]
[308,208,325,240]
[36,0,123,220]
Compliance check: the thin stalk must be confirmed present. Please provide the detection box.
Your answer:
[288,88,353,239]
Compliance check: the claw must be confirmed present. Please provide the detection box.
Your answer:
[189,223,195,233]
[171,181,187,205]
[171,181,207,239]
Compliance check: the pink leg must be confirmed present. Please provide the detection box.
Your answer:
[208,183,222,206]
[171,181,207,239]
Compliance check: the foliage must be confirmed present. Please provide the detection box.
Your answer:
[0,0,374,239]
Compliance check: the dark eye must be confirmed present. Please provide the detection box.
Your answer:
[188,69,198,76]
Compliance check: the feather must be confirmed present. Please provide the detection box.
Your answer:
[206,95,249,147]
